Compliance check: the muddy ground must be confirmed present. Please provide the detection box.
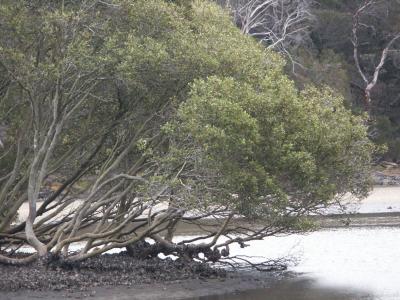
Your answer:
[1,271,376,300]
[0,271,290,300]
[0,252,226,294]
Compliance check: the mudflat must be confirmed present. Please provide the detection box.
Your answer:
[0,252,226,298]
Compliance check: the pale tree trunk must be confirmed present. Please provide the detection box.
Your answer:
[352,0,400,113]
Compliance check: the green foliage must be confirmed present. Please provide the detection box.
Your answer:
[169,72,372,217]
[0,0,373,225]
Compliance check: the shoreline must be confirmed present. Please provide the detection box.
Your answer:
[14,185,400,225]
[314,211,400,228]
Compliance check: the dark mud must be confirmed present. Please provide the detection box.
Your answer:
[1,272,377,300]
[0,251,225,293]
[0,271,288,300]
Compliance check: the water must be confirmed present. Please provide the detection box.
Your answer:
[191,227,400,300]
[198,278,375,300]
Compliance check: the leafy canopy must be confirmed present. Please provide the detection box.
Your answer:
[0,0,373,221]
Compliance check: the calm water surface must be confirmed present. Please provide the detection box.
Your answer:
[187,226,400,300]
[196,277,375,300]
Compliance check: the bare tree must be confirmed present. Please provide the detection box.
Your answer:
[352,0,400,112]
[221,0,314,71]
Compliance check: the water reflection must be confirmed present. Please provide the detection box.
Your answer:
[194,277,376,300]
